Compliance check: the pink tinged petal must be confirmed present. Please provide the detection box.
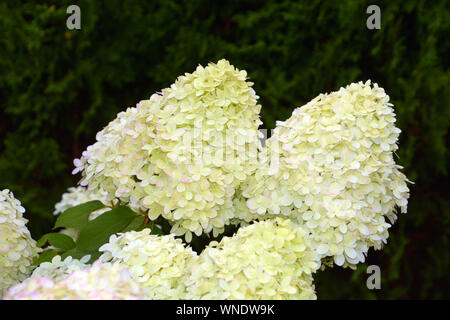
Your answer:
[38,277,54,288]
[246,199,256,211]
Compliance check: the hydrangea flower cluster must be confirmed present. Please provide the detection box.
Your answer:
[3,261,145,300]
[53,186,111,240]
[73,59,263,240]
[0,189,41,296]
[99,229,197,299]
[185,218,319,300]
[1,60,411,300]
[242,81,410,267]
[31,255,91,280]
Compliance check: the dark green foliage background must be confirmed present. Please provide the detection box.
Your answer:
[0,0,448,299]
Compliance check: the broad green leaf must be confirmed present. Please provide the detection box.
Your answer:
[122,215,146,232]
[76,205,137,253]
[33,249,58,266]
[54,200,106,229]
[37,233,76,251]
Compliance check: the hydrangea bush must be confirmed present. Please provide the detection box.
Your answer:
[1,60,410,299]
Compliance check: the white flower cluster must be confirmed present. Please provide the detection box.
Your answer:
[53,186,111,240]
[3,261,145,300]
[74,59,263,240]
[31,255,91,280]
[0,189,41,296]
[99,229,197,299]
[185,218,319,300]
[1,59,411,300]
[243,81,410,267]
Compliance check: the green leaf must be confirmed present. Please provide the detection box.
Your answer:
[37,233,76,251]
[150,224,164,235]
[54,200,106,229]
[122,215,146,232]
[33,249,58,266]
[76,205,137,253]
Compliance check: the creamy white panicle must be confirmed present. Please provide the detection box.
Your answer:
[243,80,410,268]
[99,229,197,299]
[73,59,263,240]
[0,189,41,297]
[31,255,91,280]
[185,218,319,300]
[3,261,145,300]
[53,186,111,241]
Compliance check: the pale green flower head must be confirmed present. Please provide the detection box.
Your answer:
[99,229,198,299]
[74,59,263,239]
[243,81,411,268]
[0,189,41,297]
[185,218,319,300]
[3,261,145,300]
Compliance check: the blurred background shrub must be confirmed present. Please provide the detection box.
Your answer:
[0,0,448,299]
